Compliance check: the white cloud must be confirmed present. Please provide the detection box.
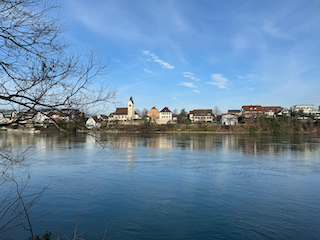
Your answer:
[182,72,200,81]
[206,74,228,88]
[194,90,200,93]
[142,51,174,69]
[180,82,196,88]
[143,69,152,74]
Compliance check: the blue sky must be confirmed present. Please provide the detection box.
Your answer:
[63,0,320,114]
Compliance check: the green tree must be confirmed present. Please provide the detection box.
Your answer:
[180,108,188,117]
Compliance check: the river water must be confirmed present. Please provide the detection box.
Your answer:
[1,132,320,239]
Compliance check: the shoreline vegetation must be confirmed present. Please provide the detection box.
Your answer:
[4,116,320,134]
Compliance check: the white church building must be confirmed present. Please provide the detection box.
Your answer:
[108,97,140,121]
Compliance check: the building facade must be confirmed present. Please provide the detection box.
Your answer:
[221,114,238,125]
[147,107,160,121]
[262,106,282,117]
[291,105,319,114]
[241,105,264,118]
[189,109,214,123]
[108,97,139,121]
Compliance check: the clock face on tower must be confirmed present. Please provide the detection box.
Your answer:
[129,105,131,107]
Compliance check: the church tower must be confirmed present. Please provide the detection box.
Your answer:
[128,96,135,120]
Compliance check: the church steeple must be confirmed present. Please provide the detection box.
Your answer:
[128,96,135,120]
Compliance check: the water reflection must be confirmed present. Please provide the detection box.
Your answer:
[1,132,320,160]
[1,132,320,240]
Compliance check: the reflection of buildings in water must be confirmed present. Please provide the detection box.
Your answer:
[190,135,214,151]
[2,133,35,148]
[105,135,139,149]
[2,132,320,161]
[158,135,173,149]
[243,139,257,156]
[294,142,320,160]
[221,135,239,153]
[146,135,173,149]
[86,133,101,149]
[127,149,134,162]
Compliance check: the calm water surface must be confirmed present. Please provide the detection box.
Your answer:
[1,132,320,239]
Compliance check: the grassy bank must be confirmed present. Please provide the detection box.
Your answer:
[104,117,320,134]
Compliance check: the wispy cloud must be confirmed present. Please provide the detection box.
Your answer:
[180,82,196,88]
[142,50,174,69]
[194,90,200,93]
[206,74,228,89]
[143,69,152,74]
[262,20,292,40]
[182,72,200,81]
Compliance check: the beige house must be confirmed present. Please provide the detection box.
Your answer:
[147,107,159,121]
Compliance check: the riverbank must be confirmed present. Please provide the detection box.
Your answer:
[78,120,320,134]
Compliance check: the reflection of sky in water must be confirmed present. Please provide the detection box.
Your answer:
[1,132,320,239]
[1,133,320,161]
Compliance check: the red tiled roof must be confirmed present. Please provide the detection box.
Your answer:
[242,105,263,111]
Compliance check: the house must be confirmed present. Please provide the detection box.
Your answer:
[227,110,241,116]
[261,106,282,117]
[108,97,140,121]
[291,105,320,119]
[1,110,18,122]
[189,109,214,123]
[86,116,102,129]
[276,108,290,117]
[33,112,50,123]
[147,107,159,121]
[221,114,238,125]
[291,105,319,115]
[156,107,172,124]
[16,109,36,122]
[97,115,108,121]
[48,112,70,122]
[241,105,264,118]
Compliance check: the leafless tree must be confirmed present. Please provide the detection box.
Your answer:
[0,0,115,238]
[135,109,142,117]
[0,0,116,125]
[141,108,148,118]
[213,106,221,116]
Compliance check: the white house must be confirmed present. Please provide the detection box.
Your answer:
[276,108,290,117]
[291,105,317,114]
[156,107,172,124]
[221,114,238,125]
[33,112,50,123]
[86,116,102,129]
[159,107,172,120]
